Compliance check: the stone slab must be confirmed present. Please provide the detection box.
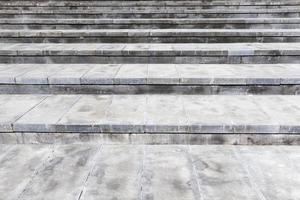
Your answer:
[0,145,54,200]
[0,95,46,132]
[18,144,100,200]
[2,43,300,56]
[0,64,300,85]
[0,94,298,133]
[2,29,300,38]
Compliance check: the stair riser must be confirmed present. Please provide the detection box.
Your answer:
[1,36,300,43]
[1,5,299,10]
[1,56,298,64]
[1,13,299,18]
[0,84,299,95]
[1,132,300,145]
[1,0,299,4]
[3,1,300,7]
[2,24,299,29]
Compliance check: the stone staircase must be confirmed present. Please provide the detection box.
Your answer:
[0,0,300,145]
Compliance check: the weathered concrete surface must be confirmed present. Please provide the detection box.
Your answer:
[1,64,300,88]
[1,132,300,145]
[3,29,300,43]
[2,43,300,56]
[1,94,299,134]
[2,18,300,30]
[0,144,300,200]
[2,0,300,7]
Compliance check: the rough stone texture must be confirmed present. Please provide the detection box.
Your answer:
[0,144,300,200]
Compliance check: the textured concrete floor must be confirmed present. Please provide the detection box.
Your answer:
[0,145,299,200]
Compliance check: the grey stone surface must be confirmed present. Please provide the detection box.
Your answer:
[0,94,294,134]
[0,144,300,200]
[81,145,143,200]
[0,145,54,200]
[0,64,300,86]
[14,95,80,132]
[0,95,46,132]
[1,0,300,145]
[114,64,148,84]
[1,43,300,56]
[18,144,100,200]
[2,18,300,30]
[1,132,300,145]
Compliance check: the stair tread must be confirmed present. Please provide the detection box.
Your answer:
[2,8,300,14]
[2,18,300,24]
[0,64,300,85]
[1,42,300,56]
[1,94,299,133]
[2,0,300,6]
[3,29,300,37]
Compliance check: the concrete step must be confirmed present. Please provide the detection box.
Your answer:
[0,64,299,94]
[1,29,300,43]
[1,94,300,134]
[2,0,300,7]
[1,43,300,64]
[1,5,299,10]
[2,18,299,29]
[1,8,299,18]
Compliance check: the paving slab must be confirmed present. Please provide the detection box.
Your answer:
[0,145,54,200]
[114,64,148,84]
[57,95,112,132]
[14,95,80,132]
[190,145,261,200]
[81,145,143,200]
[48,64,93,84]
[81,64,121,84]
[15,64,65,84]
[0,95,46,132]
[0,145,299,200]
[18,144,100,200]
[142,145,197,200]
[236,146,300,200]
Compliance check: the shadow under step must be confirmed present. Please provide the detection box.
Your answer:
[2,18,299,29]
[1,8,300,18]
[1,29,300,43]
[2,0,300,7]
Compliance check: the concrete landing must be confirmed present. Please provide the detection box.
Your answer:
[0,144,299,200]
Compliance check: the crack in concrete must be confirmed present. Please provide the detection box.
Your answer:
[232,147,267,200]
[17,144,56,200]
[77,144,103,200]
[138,145,146,200]
[188,145,204,200]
